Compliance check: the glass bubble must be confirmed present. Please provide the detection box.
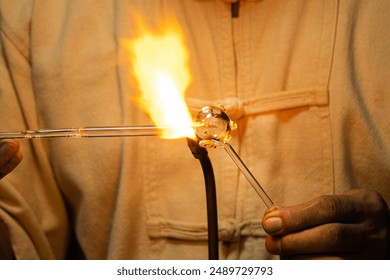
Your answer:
[193,105,237,143]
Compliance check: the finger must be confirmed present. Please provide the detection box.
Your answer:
[0,140,21,165]
[280,254,343,260]
[0,151,23,178]
[0,141,23,179]
[264,223,363,256]
[262,191,383,235]
[280,251,377,260]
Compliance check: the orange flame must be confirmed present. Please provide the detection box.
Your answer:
[124,20,195,139]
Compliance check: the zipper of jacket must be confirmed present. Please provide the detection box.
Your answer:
[231,1,240,18]
[230,1,240,98]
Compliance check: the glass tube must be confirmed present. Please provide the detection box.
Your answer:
[0,126,161,139]
[1,105,275,209]
[222,142,274,208]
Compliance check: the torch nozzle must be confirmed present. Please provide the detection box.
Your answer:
[187,138,208,160]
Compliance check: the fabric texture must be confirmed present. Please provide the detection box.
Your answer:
[0,0,389,259]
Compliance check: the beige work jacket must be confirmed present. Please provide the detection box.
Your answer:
[0,0,389,259]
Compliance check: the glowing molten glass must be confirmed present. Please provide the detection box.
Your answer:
[124,21,195,139]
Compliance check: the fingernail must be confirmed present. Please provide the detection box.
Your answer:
[263,217,283,233]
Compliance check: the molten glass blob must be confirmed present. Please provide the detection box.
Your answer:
[193,105,237,148]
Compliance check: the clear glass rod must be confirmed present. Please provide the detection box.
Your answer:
[0,126,162,139]
[222,142,274,209]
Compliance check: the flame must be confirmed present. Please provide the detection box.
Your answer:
[124,20,195,139]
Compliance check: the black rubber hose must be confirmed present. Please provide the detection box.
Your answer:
[187,138,219,260]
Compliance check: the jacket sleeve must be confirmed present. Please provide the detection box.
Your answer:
[0,1,69,259]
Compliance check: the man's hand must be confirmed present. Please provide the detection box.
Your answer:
[262,189,390,259]
[0,140,23,179]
